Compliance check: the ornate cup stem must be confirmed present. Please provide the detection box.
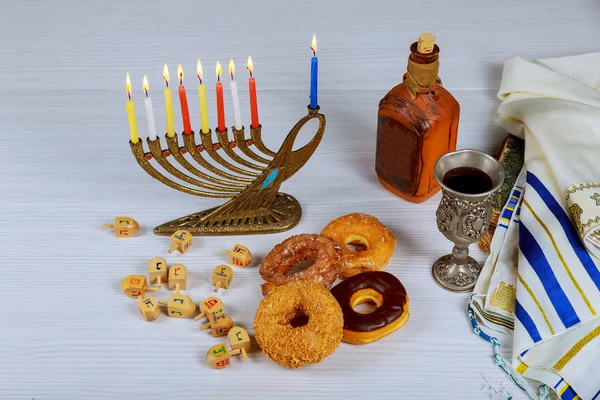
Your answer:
[431,149,504,292]
[452,245,469,262]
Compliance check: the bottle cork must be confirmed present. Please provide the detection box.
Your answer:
[417,33,436,54]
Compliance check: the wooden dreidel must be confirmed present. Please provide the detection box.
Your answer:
[222,244,252,268]
[212,265,233,292]
[168,230,192,254]
[200,313,233,337]
[158,284,196,318]
[148,257,168,287]
[120,275,158,298]
[168,264,187,290]
[102,216,140,238]
[137,296,160,322]
[193,296,225,321]
[205,343,241,370]
[228,326,251,360]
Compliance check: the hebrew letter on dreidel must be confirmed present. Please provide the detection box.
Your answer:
[228,326,251,360]
[148,257,168,287]
[205,344,240,369]
[168,264,187,290]
[212,265,233,292]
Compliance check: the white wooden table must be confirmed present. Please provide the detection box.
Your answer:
[1,1,598,398]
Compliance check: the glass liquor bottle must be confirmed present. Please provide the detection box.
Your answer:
[376,33,460,203]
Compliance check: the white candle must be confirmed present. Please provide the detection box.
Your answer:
[143,75,157,140]
[229,59,243,130]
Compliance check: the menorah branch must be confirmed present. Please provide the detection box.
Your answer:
[129,140,233,198]
[232,126,272,164]
[164,134,241,193]
[182,133,254,184]
[215,128,266,171]
[250,125,278,158]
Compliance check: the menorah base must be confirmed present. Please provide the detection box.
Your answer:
[153,193,302,236]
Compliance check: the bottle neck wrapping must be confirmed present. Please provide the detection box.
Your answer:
[404,57,440,100]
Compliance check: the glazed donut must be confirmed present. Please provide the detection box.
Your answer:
[330,271,409,344]
[254,281,343,368]
[321,213,396,279]
[259,234,342,296]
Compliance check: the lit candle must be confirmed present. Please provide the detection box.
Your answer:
[142,75,157,141]
[309,34,318,109]
[197,60,210,134]
[125,73,139,144]
[215,61,226,132]
[247,56,259,128]
[178,64,192,135]
[163,64,175,137]
[229,59,242,130]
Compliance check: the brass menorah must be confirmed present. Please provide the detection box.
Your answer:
[129,106,325,236]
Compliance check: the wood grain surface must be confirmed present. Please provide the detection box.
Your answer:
[1,0,598,398]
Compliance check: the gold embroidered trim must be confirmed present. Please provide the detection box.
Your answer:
[565,182,600,202]
[582,216,600,231]
[489,281,516,314]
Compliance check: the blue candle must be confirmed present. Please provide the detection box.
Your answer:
[309,34,318,109]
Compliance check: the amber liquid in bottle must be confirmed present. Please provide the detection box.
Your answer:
[376,33,460,203]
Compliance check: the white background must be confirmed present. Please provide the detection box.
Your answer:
[1,0,598,399]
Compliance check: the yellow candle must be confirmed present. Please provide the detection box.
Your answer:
[163,64,175,137]
[197,60,210,134]
[125,73,139,143]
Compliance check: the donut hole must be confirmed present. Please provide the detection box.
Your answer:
[350,289,383,315]
[290,311,310,328]
[345,234,369,253]
[286,259,316,276]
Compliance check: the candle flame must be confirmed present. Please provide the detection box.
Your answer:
[311,34,317,56]
[197,59,203,84]
[178,64,184,85]
[247,56,253,77]
[229,59,235,80]
[163,64,170,87]
[125,73,132,100]
[142,75,149,97]
[216,61,222,82]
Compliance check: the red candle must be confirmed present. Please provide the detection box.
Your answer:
[178,64,192,135]
[215,61,226,132]
[247,56,259,128]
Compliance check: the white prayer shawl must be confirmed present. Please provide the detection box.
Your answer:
[473,53,600,400]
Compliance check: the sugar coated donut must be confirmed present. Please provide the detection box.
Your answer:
[259,234,342,296]
[254,281,343,368]
[321,213,396,279]
[330,271,409,344]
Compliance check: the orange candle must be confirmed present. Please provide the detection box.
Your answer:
[178,64,192,135]
[247,56,259,129]
[215,61,226,132]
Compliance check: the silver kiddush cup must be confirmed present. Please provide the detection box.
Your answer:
[432,149,504,292]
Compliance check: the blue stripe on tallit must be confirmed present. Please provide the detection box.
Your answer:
[515,300,542,343]
[500,188,523,221]
[592,388,600,400]
[561,386,578,400]
[527,171,600,291]
[554,378,564,390]
[520,222,581,328]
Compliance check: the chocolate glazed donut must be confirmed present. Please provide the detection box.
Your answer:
[330,271,409,344]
